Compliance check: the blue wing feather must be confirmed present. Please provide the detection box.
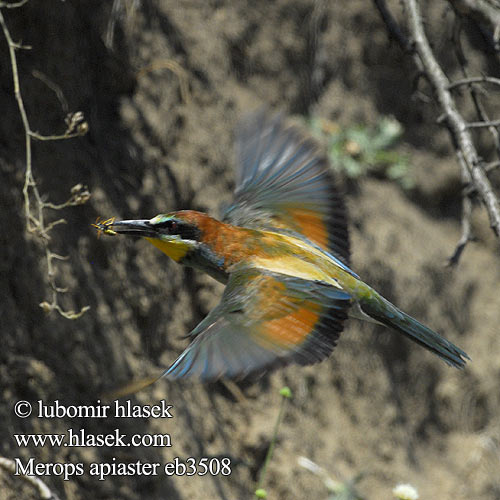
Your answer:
[223,110,351,266]
[163,268,352,381]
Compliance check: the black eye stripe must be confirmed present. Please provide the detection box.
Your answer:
[154,220,200,241]
[177,225,201,240]
[154,220,174,229]
[155,220,179,232]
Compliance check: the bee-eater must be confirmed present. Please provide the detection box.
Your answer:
[96,111,469,381]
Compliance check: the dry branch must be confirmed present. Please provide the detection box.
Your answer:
[392,0,500,264]
[0,3,90,318]
[451,16,500,166]
[0,0,29,8]
[374,0,500,262]
[373,0,413,52]
[403,0,500,236]
[466,118,500,128]
[448,152,475,265]
[448,0,500,36]
[448,75,500,90]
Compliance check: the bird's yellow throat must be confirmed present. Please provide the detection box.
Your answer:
[145,237,190,262]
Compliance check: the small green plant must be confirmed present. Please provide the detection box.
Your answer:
[254,387,293,499]
[307,116,414,190]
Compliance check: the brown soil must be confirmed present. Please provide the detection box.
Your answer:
[1,1,499,499]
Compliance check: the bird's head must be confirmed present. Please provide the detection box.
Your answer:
[108,211,202,262]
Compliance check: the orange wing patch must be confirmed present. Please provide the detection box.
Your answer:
[273,206,329,252]
[261,301,321,348]
[246,273,323,349]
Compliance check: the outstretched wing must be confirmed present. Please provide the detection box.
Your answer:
[164,266,351,381]
[223,110,350,265]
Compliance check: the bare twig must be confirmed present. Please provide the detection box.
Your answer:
[464,164,500,196]
[29,129,87,141]
[451,16,500,164]
[448,152,475,265]
[0,456,61,500]
[485,160,500,173]
[0,0,29,8]
[0,6,90,319]
[466,118,500,128]
[448,194,474,265]
[105,0,141,50]
[137,59,191,104]
[402,0,500,242]
[448,75,500,90]
[32,69,69,113]
[449,11,477,264]
[451,0,500,52]
[44,184,91,210]
[373,0,413,52]
[448,0,500,37]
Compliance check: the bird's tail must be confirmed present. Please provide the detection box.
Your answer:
[359,295,469,368]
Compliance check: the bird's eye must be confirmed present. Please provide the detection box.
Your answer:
[155,220,172,229]
[154,219,179,233]
[152,218,199,240]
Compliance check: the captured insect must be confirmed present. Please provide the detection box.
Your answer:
[92,217,117,237]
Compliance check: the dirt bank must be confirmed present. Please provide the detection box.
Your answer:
[1,1,499,499]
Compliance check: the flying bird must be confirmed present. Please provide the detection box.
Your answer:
[95,111,469,381]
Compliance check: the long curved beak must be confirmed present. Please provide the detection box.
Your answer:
[111,219,158,238]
